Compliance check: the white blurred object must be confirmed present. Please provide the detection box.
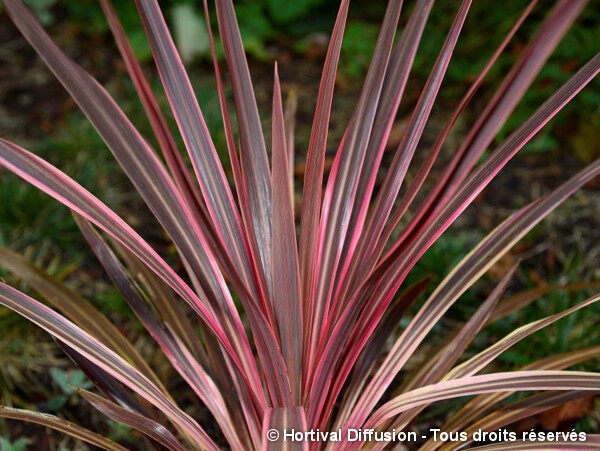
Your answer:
[172,3,209,63]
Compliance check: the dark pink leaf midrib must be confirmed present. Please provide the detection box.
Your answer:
[331,0,434,318]
[80,390,186,451]
[76,216,245,448]
[331,279,430,430]
[307,0,403,395]
[388,265,518,431]
[348,158,600,429]
[333,0,462,322]
[100,0,240,288]
[374,0,539,274]
[297,0,350,395]
[134,0,253,284]
[215,0,273,310]
[397,0,588,254]
[370,52,600,350]
[367,371,600,428]
[271,65,303,404]
[0,138,270,409]
[308,0,472,428]
[3,0,263,396]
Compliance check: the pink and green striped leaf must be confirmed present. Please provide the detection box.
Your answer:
[78,389,186,451]
[75,215,245,448]
[0,405,127,451]
[271,65,303,404]
[0,283,217,450]
[262,407,308,451]
[367,370,600,428]
[0,247,163,390]
[214,0,274,310]
[437,345,600,442]
[346,158,600,430]
[0,138,262,405]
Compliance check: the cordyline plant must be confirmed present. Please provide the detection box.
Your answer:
[0,0,599,449]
